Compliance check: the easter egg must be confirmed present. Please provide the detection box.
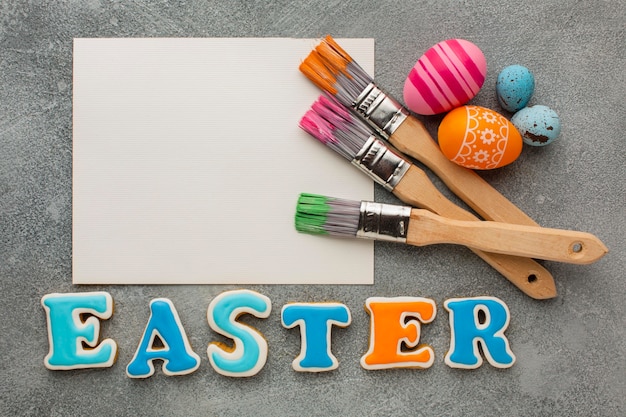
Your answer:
[403,39,487,115]
[438,105,523,170]
[511,105,561,146]
[496,65,535,112]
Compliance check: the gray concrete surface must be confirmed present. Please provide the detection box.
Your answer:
[1,1,624,416]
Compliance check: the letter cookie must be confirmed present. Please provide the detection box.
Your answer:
[444,296,516,369]
[126,298,201,378]
[41,292,117,370]
[281,303,351,372]
[360,296,436,370]
[207,289,271,377]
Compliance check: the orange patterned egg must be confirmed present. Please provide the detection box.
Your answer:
[437,105,523,170]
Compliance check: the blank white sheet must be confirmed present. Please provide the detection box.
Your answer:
[72,38,375,284]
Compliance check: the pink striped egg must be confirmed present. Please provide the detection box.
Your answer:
[403,39,487,115]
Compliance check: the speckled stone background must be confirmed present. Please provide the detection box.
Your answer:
[1,1,624,416]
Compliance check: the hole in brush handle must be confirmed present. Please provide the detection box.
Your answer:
[568,241,585,260]
[570,242,583,253]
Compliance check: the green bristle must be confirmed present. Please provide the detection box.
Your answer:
[295,193,361,237]
[295,193,331,235]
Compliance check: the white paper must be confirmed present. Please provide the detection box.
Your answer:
[72,38,375,285]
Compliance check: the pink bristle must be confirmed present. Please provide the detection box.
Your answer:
[299,96,373,161]
[313,95,373,144]
[299,110,338,145]
[312,95,353,125]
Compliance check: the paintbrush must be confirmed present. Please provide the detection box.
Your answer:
[299,95,557,299]
[295,193,607,265]
[300,35,539,226]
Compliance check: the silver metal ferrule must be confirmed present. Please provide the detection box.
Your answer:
[352,136,410,191]
[353,83,409,138]
[357,201,411,243]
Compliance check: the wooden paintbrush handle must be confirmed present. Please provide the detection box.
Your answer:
[390,116,539,226]
[407,209,608,264]
[394,165,556,299]
[394,165,488,221]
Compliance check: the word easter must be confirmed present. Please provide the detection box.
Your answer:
[41,290,516,378]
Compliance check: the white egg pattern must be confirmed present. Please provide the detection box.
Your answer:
[451,106,511,169]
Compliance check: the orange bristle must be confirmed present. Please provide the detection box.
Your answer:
[322,35,353,65]
[315,41,351,78]
[299,52,338,95]
[301,36,373,105]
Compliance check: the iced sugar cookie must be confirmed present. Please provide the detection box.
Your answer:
[444,296,516,369]
[360,296,437,370]
[41,292,118,370]
[281,303,351,372]
[126,298,201,378]
[207,289,271,377]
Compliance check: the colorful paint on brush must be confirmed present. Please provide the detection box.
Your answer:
[299,95,373,161]
[294,193,360,237]
[403,39,487,115]
[299,36,372,107]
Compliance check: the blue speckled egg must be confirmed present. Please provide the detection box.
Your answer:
[496,65,535,112]
[511,105,561,146]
